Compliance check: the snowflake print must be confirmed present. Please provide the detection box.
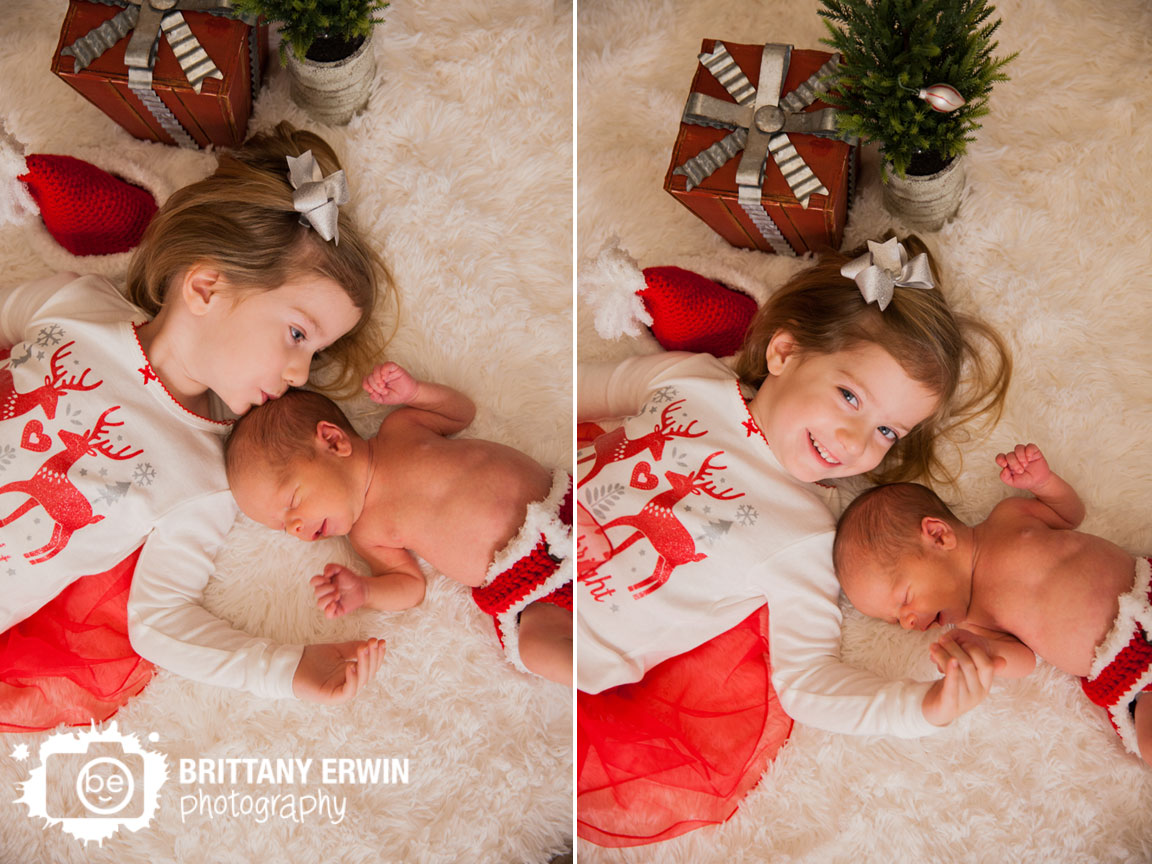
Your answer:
[649,386,679,405]
[35,324,65,347]
[133,462,157,486]
[0,444,15,468]
[735,504,759,527]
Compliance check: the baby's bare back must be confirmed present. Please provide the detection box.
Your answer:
[355,426,553,587]
[977,510,1135,676]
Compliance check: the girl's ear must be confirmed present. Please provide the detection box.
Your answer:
[179,265,226,317]
[315,421,353,457]
[765,330,798,376]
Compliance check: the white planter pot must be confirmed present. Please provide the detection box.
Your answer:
[881,156,966,231]
[285,32,376,126]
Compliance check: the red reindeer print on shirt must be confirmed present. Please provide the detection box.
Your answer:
[594,451,744,599]
[577,399,705,484]
[0,406,142,564]
[0,341,103,422]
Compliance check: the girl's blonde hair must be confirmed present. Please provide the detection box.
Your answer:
[732,235,1010,485]
[126,121,393,397]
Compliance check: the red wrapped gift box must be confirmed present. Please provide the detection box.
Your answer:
[51,1,268,149]
[663,39,858,256]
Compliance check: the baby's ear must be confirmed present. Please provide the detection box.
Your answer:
[921,516,957,550]
[315,421,353,456]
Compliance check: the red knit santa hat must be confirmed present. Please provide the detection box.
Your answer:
[18,153,157,256]
[639,266,758,357]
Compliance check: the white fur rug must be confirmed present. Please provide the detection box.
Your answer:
[0,1,572,862]
[578,0,1152,861]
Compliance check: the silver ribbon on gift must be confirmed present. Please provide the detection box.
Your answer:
[288,151,349,245]
[60,0,255,149]
[840,238,935,311]
[673,42,847,256]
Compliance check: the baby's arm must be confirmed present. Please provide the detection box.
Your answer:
[364,362,474,436]
[311,543,426,618]
[996,443,1085,529]
[934,625,1037,679]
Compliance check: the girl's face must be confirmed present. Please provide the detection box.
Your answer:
[200,274,362,416]
[751,334,939,483]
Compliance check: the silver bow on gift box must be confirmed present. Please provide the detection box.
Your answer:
[60,0,259,149]
[673,42,853,257]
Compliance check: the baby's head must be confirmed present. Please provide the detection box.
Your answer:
[732,235,1010,485]
[833,482,972,632]
[126,122,392,408]
[225,389,365,542]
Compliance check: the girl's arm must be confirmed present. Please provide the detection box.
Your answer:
[0,271,82,346]
[764,533,968,738]
[127,492,307,699]
[578,352,697,423]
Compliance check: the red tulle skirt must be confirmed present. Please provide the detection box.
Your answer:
[0,547,154,732]
[576,605,793,847]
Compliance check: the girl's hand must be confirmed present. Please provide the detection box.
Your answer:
[921,629,1001,726]
[311,562,368,618]
[364,362,420,405]
[995,443,1051,490]
[292,638,385,704]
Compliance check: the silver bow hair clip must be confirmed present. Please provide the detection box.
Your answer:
[839,237,934,311]
[287,151,349,244]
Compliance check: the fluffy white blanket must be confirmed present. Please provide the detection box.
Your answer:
[0,1,572,862]
[578,0,1152,861]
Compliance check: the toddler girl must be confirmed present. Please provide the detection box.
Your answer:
[576,236,1011,846]
[0,122,388,731]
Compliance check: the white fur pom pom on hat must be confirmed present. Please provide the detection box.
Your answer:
[577,237,653,340]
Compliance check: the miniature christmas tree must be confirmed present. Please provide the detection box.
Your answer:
[818,0,1015,177]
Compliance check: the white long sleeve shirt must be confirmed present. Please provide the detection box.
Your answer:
[0,273,301,699]
[577,352,936,738]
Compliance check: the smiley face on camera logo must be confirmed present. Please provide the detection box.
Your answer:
[11,722,168,845]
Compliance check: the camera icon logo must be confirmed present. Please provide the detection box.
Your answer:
[14,722,167,846]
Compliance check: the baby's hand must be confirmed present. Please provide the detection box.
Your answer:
[995,443,1051,490]
[292,638,385,704]
[363,362,420,405]
[921,629,1001,726]
[311,562,368,618]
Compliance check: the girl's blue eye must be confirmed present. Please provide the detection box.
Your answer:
[839,387,859,408]
[290,327,306,343]
[878,426,898,442]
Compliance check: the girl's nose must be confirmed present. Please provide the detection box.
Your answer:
[836,424,867,458]
[286,515,304,537]
[898,608,917,630]
[284,356,311,388]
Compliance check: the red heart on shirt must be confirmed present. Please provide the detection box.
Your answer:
[630,461,659,490]
[20,419,52,452]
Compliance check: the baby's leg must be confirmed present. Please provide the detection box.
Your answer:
[1134,694,1152,768]
[518,601,571,686]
